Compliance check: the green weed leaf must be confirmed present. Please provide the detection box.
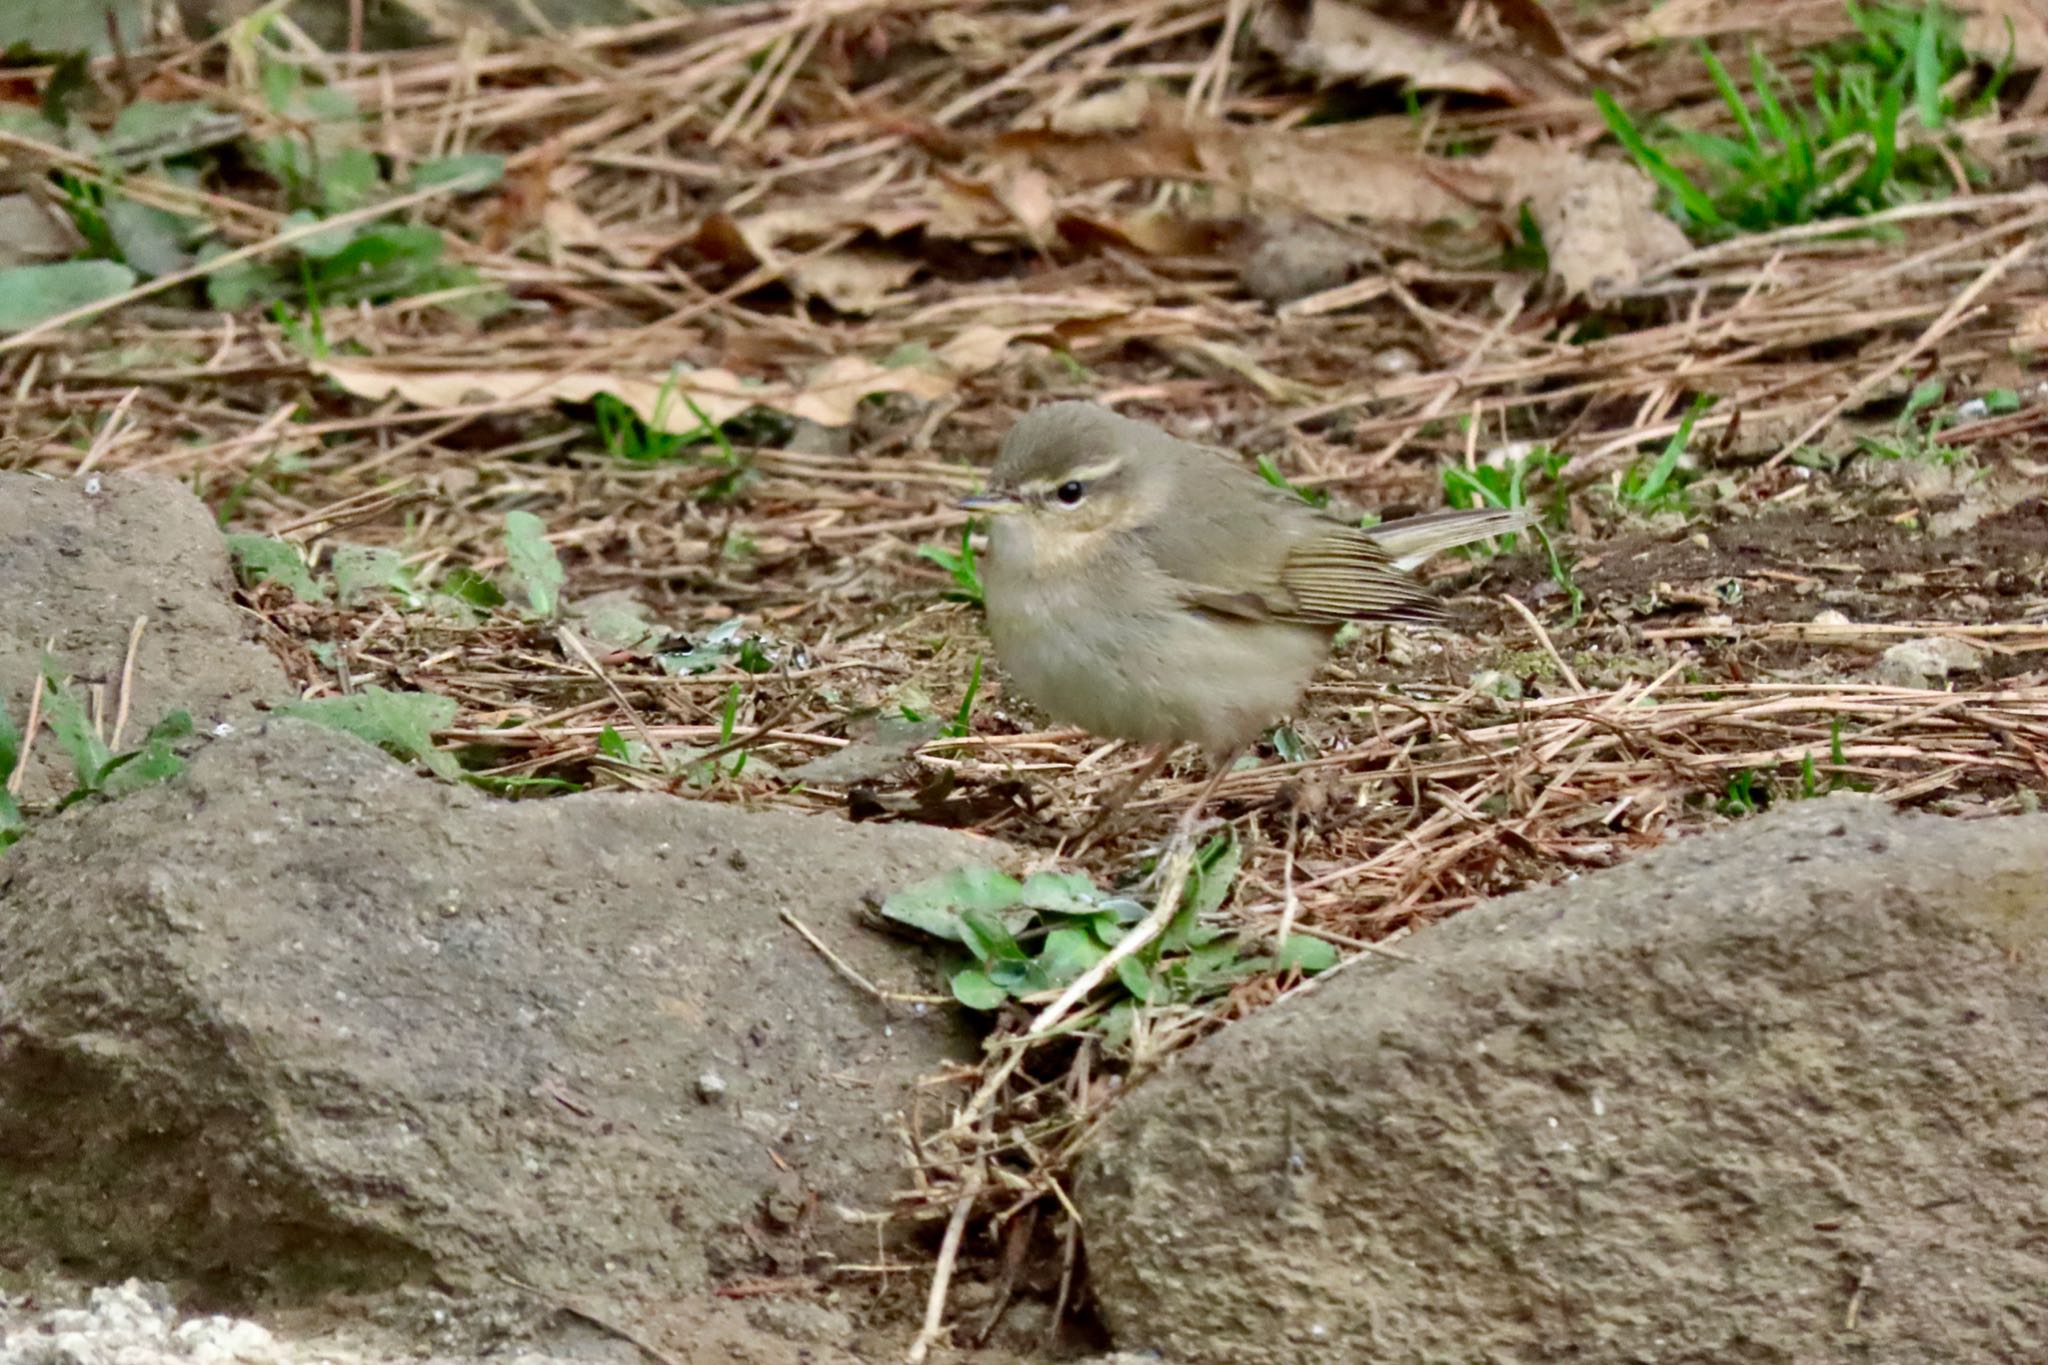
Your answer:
[0,699,21,784]
[1276,935,1339,973]
[1020,869,1100,915]
[332,544,415,606]
[0,788,22,851]
[1184,833,1242,919]
[1037,926,1105,986]
[39,675,111,792]
[99,710,192,795]
[103,197,199,277]
[0,260,136,331]
[0,697,22,842]
[917,521,984,606]
[1114,954,1155,1002]
[503,511,565,619]
[438,566,505,611]
[278,686,461,781]
[881,864,1024,942]
[950,968,1008,1011]
[959,905,1029,963]
[413,153,504,192]
[226,533,326,600]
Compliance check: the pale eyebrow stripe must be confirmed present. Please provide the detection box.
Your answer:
[1017,458,1123,494]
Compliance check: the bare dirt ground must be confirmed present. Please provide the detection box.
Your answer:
[4,0,2048,1357]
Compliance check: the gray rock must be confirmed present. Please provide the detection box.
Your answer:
[0,1274,871,1365]
[0,722,992,1308]
[1078,796,2048,1363]
[1876,635,1985,689]
[0,472,291,802]
[1239,216,1370,306]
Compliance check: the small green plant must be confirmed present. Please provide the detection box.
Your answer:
[1595,1,2000,237]
[1798,717,1873,798]
[1617,395,1715,513]
[919,521,985,607]
[502,510,566,620]
[879,837,1337,1037]
[228,533,470,616]
[1717,767,1771,817]
[0,706,23,851]
[1853,376,1990,466]
[1501,202,1549,274]
[1256,455,1330,509]
[1442,444,1584,620]
[658,618,785,675]
[690,683,751,782]
[592,388,758,500]
[593,392,690,463]
[1441,444,1569,547]
[227,532,327,600]
[278,685,461,781]
[3,667,194,842]
[1267,722,1314,763]
[942,656,984,740]
[439,567,506,613]
[332,545,421,608]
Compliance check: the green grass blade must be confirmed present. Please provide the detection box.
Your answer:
[1977,18,2017,112]
[1862,79,1902,200]
[1635,394,1714,504]
[1748,46,1812,189]
[1699,43,1762,155]
[1593,89,1721,229]
[1911,0,1943,128]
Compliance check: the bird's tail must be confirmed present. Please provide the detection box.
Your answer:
[1366,506,1538,571]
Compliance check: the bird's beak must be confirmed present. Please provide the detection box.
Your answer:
[958,490,1025,514]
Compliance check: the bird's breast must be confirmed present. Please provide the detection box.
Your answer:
[982,545,1329,753]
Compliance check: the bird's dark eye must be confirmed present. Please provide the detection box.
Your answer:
[1055,480,1086,505]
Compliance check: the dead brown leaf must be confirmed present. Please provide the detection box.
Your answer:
[786,249,922,315]
[1488,0,1571,58]
[694,201,935,266]
[1482,137,1691,299]
[311,330,1011,429]
[1954,0,2048,69]
[998,117,1488,227]
[1056,210,1240,259]
[2013,300,2048,355]
[1253,0,1574,101]
[1045,80,1159,136]
[691,201,941,314]
[542,197,678,270]
[1202,124,1491,223]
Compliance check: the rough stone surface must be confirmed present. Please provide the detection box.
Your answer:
[0,1276,886,1365]
[0,472,291,802]
[0,723,992,1309]
[1239,216,1368,305]
[1078,797,2048,1364]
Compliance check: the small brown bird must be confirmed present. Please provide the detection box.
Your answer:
[960,401,1532,837]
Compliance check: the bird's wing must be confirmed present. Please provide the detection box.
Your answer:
[1274,524,1443,624]
[1134,469,1442,626]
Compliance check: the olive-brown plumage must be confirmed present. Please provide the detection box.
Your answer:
[961,402,1531,773]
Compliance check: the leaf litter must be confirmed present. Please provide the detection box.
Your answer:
[2,0,2047,1354]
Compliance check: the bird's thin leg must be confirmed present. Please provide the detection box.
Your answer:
[1169,746,1244,852]
[1070,743,1175,855]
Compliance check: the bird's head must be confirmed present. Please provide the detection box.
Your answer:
[959,403,1176,565]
